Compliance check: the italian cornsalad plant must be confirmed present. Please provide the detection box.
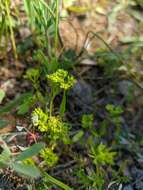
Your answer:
[1,0,143,190]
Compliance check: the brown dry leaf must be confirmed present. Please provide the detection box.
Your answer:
[60,19,85,51]
[0,115,15,134]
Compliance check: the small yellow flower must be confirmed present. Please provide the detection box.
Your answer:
[40,147,58,167]
[47,116,69,141]
[47,69,76,90]
[31,108,69,142]
[25,68,40,83]
[82,114,94,129]
[23,158,35,166]
[32,107,48,132]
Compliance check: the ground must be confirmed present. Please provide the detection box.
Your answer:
[0,0,143,190]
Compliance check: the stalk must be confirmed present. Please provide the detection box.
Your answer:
[60,90,66,117]
[54,0,59,52]
[49,90,56,116]
[5,0,17,59]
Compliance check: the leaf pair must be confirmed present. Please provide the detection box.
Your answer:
[0,137,45,178]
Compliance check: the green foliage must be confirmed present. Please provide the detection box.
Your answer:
[82,114,94,129]
[47,69,76,90]
[60,90,67,117]
[17,94,37,115]
[106,104,123,117]
[34,50,59,75]
[81,114,99,139]
[46,69,76,116]
[15,142,45,161]
[0,0,137,189]
[0,89,5,103]
[0,137,42,178]
[106,104,124,126]
[25,68,40,86]
[47,69,76,116]
[32,107,69,143]
[24,0,59,54]
[59,50,78,70]
[0,0,17,58]
[46,116,69,142]
[76,169,92,188]
[95,48,121,75]
[76,168,105,190]
[32,107,48,130]
[23,158,36,166]
[40,147,58,167]
[24,0,53,33]
[74,113,118,190]
[85,139,117,190]
[98,120,109,137]
[72,130,84,143]
[11,163,40,178]
[136,0,143,7]
[38,172,73,190]
[0,92,33,115]
[0,119,8,128]
[24,68,46,106]
[90,143,116,166]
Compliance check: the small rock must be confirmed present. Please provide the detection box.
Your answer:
[118,80,133,96]
[136,181,143,189]
[72,80,93,102]
[69,79,93,112]
[19,27,31,39]
[80,59,97,66]
[123,185,133,190]
[131,167,143,178]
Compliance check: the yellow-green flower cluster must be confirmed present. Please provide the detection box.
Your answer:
[47,69,76,90]
[25,68,40,83]
[82,114,94,129]
[47,116,69,141]
[32,108,69,142]
[90,143,116,166]
[23,158,35,166]
[32,107,48,132]
[40,147,58,167]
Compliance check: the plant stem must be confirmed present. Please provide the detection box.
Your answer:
[60,90,66,117]
[40,0,55,19]
[49,91,56,116]
[43,172,74,190]
[54,0,59,52]
[5,0,17,59]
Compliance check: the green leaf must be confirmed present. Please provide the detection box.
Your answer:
[0,149,11,161]
[129,8,143,22]
[27,185,33,190]
[11,163,41,178]
[43,172,74,190]
[72,130,84,143]
[60,91,66,117]
[17,102,31,115]
[0,161,7,168]
[120,36,143,43]
[0,119,8,128]
[0,137,11,156]
[17,94,37,115]
[0,92,32,115]
[67,6,89,13]
[15,142,45,161]
[0,89,5,103]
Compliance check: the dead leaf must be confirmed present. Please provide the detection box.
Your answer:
[0,115,15,134]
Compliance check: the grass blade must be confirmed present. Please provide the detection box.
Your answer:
[44,172,74,190]
[0,92,32,115]
[15,142,45,161]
